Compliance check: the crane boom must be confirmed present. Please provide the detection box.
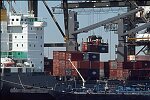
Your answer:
[42,0,66,39]
[73,7,144,35]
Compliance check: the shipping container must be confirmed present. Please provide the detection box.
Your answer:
[88,69,99,80]
[109,69,117,79]
[123,62,134,69]
[66,51,83,61]
[71,69,78,76]
[87,44,99,52]
[99,69,104,78]
[123,69,129,80]
[117,69,123,80]
[82,42,88,52]
[79,61,90,69]
[117,62,123,69]
[136,55,150,61]
[98,45,109,53]
[90,61,99,69]
[78,69,89,80]
[142,61,150,68]
[99,62,104,69]
[109,60,117,69]
[83,52,100,61]
[104,62,109,78]
[133,61,142,69]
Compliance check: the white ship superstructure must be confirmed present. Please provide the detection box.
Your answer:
[1,9,47,72]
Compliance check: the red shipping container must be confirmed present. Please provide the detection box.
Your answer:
[79,61,90,69]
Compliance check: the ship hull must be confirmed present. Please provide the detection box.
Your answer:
[49,90,150,100]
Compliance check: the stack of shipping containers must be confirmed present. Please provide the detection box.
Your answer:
[52,51,105,80]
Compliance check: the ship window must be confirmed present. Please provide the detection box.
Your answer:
[15,36,17,38]
[16,19,19,21]
[31,61,32,63]
[36,36,37,39]
[24,19,27,21]
[22,44,23,47]
[12,19,14,21]
[41,28,42,30]
[17,44,18,47]
[21,19,23,21]
[41,61,42,63]
[41,36,42,39]
[22,36,23,38]
[41,53,42,55]
[18,52,20,55]
[31,27,32,30]
[34,45,35,47]
[32,64,34,67]
[41,45,42,47]
[4,69,11,73]
[29,44,31,47]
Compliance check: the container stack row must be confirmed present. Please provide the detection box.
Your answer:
[52,51,105,80]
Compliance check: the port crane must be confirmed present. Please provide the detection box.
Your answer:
[22,0,150,61]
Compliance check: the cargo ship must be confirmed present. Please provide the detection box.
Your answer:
[1,1,150,100]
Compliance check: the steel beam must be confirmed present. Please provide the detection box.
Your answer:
[61,1,150,9]
[44,43,66,47]
[73,7,144,35]
[122,22,150,36]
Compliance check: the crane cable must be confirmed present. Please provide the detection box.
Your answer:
[42,0,67,41]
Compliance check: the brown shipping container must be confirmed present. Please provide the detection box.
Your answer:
[78,69,89,80]
[133,62,142,69]
[90,61,99,69]
[66,52,83,61]
[142,61,150,68]
[109,60,117,69]
[123,69,129,80]
[117,62,123,69]
[71,69,78,76]
[123,62,134,69]
[66,61,79,69]
[109,69,117,79]
[99,62,104,69]
[79,61,90,69]
[117,69,123,80]
[82,42,88,52]
[136,55,150,61]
